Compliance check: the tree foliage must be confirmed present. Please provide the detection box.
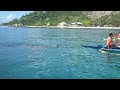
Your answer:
[1,11,90,26]
[1,11,120,27]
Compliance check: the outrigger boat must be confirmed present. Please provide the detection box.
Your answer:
[82,45,120,55]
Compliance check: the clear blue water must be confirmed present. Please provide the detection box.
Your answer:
[0,27,120,79]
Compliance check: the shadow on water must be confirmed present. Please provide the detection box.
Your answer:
[0,42,59,48]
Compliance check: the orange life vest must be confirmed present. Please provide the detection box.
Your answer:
[106,37,113,47]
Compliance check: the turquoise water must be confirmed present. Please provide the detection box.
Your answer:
[0,27,120,79]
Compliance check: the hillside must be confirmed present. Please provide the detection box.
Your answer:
[83,11,113,19]
[1,11,90,26]
[2,11,120,27]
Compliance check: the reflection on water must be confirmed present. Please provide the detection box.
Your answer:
[104,53,112,63]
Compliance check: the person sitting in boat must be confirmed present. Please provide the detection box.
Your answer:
[118,32,120,38]
[115,32,120,48]
[106,33,116,49]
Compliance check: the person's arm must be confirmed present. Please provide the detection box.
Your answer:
[106,38,111,49]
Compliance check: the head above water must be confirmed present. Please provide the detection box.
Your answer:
[109,33,113,37]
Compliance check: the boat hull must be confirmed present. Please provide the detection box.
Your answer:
[82,45,120,55]
[82,45,103,50]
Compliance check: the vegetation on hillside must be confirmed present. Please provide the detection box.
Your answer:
[1,11,120,27]
[92,13,120,27]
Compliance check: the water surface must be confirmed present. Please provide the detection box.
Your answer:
[0,27,120,79]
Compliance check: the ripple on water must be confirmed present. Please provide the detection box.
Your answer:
[1,28,120,79]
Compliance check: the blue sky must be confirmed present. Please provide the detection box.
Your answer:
[0,11,33,24]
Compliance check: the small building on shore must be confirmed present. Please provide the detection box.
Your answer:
[59,22,67,28]
[70,22,82,27]
[12,24,24,27]
[104,25,109,27]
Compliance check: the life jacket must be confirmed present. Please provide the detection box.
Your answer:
[106,37,113,47]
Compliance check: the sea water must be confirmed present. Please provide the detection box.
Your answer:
[0,26,120,79]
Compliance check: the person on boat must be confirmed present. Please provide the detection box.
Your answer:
[106,33,116,49]
[115,32,120,48]
[118,32,120,38]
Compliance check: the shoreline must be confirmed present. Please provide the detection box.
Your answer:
[26,26,120,29]
[1,25,120,29]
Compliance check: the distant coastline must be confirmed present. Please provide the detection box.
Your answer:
[1,25,120,29]
[25,26,120,29]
